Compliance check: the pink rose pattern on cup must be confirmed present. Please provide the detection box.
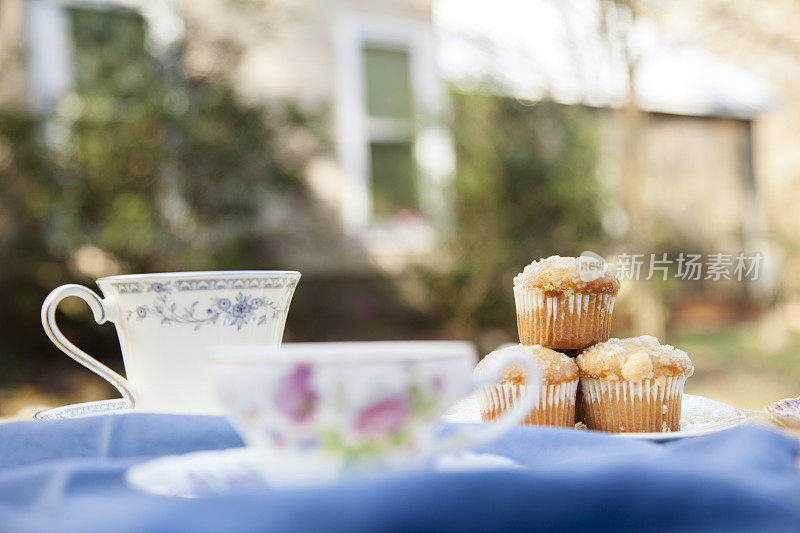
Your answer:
[354,397,410,439]
[274,365,318,423]
[258,364,444,461]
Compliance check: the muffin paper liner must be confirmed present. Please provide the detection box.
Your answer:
[514,287,615,349]
[580,376,687,433]
[476,380,578,427]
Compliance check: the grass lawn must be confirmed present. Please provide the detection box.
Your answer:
[671,323,800,410]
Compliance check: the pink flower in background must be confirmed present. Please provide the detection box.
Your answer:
[274,365,318,423]
[354,397,409,439]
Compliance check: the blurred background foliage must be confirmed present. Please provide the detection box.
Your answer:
[0,13,606,408]
[0,8,326,403]
[421,93,604,337]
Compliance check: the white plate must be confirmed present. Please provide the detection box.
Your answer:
[442,394,745,441]
[125,448,522,498]
[34,399,130,420]
[36,394,745,442]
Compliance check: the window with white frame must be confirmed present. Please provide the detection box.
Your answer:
[26,0,181,113]
[334,14,454,241]
[362,44,418,222]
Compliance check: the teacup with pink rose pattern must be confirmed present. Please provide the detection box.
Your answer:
[209,342,540,484]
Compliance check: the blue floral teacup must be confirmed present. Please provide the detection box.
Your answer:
[208,342,540,485]
[42,271,300,413]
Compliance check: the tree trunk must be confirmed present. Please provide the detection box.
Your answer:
[618,1,665,337]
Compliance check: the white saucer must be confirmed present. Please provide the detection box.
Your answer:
[125,448,522,498]
[34,399,130,420]
[442,394,745,441]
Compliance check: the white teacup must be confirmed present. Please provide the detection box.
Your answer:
[208,342,540,485]
[42,271,300,413]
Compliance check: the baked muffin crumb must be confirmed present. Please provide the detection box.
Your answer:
[577,335,694,381]
[476,344,578,385]
[513,256,620,295]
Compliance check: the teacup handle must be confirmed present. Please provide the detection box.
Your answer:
[432,348,540,455]
[41,284,135,407]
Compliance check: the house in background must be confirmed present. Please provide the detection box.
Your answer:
[0,0,779,295]
[438,0,775,270]
[1,0,453,274]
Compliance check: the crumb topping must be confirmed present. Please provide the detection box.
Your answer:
[577,335,694,380]
[621,350,653,380]
[513,255,620,295]
[475,344,578,385]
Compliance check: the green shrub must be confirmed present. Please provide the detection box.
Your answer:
[421,93,605,337]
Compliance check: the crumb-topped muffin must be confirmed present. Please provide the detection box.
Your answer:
[577,336,694,433]
[475,344,578,427]
[514,256,621,295]
[513,256,620,349]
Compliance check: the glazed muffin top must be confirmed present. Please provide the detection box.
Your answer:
[475,344,578,385]
[577,335,694,381]
[513,255,620,295]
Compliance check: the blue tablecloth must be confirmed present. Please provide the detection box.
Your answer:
[0,414,798,532]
